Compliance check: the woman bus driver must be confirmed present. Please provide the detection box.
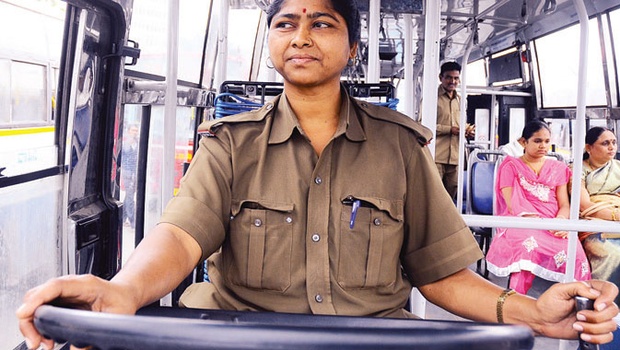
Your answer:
[17,0,618,349]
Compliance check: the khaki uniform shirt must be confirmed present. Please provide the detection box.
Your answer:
[434,85,461,165]
[160,89,482,318]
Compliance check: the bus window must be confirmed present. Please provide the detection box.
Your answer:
[533,18,606,108]
[0,59,9,124]
[122,0,209,261]
[178,1,212,83]
[589,118,609,129]
[127,0,168,77]
[507,108,525,144]
[0,0,64,177]
[11,61,47,123]
[120,103,199,256]
[465,59,487,87]
[609,9,620,107]
[474,108,490,144]
[255,33,272,82]
[127,0,210,83]
[545,118,572,159]
[227,8,263,80]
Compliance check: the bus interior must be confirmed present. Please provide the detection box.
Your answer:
[2,0,620,348]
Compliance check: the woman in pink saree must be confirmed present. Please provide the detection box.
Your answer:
[486,120,591,294]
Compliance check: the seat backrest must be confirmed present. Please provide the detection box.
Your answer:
[466,149,505,215]
[470,162,495,215]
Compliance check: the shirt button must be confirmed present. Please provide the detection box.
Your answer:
[286,216,293,224]
[311,234,320,242]
[314,176,322,185]
[254,219,263,227]
[315,294,323,303]
[373,218,382,226]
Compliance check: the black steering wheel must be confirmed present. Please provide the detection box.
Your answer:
[34,305,534,349]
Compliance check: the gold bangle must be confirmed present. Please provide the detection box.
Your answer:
[497,288,516,324]
[612,209,617,222]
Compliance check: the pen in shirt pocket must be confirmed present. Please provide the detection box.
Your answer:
[349,199,361,229]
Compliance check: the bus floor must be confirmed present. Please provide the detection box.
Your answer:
[424,265,581,350]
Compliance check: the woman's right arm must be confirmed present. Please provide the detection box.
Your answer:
[500,186,514,215]
[16,223,202,350]
[497,159,516,216]
[113,223,203,307]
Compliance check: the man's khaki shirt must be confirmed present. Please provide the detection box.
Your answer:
[435,85,461,165]
[160,90,482,318]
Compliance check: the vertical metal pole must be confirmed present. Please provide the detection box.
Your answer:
[366,0,381,83]
[410,0,442,318]
[490,95,497,150]
[267,9,278,84]
[565,0,588,282]
[250,13,267,82]
[420,0,441,156]
[160,0,180,307]
[560,0,588,347]
[403,14,414,118]
[63,9,88,275]
[214,0,229,91]
[455,36,473,216]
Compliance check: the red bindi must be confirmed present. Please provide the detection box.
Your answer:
[302,8,306,13]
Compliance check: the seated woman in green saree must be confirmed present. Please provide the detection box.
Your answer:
[576,126,620,305]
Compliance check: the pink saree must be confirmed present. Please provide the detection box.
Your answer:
[486,156,591,293]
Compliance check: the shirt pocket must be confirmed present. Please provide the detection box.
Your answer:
[337,196,404,289]
[224,199,294,292]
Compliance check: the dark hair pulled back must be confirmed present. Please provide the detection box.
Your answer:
[521,119,550,140]
[583,126,612,160]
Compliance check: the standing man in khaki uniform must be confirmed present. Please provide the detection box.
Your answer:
[435,61,473,200]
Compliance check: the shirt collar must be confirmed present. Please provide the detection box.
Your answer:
[438,85,458,99]
[268,86,366,144]
[268,95,297,144]
[343,90,365,142]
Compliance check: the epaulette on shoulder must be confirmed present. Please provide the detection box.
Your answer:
[351,98,433,146]
[198,99,278,137]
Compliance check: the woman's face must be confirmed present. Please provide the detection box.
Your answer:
[267,0,356,88]
[588,130,617,164]
[522,128,551,159]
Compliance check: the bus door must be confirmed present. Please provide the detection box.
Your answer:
[62,0,132,281]
[0,0,136,347]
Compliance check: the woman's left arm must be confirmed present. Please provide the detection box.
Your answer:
[556,183,571,219]
[419,269,619,342]
[551,183,571,237]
